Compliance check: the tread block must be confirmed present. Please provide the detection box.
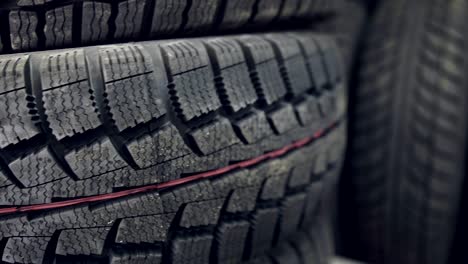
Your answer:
[186,0,220,31]
[219,0,256,29]
[81,2,111,44]
[161,40,221,121]
[44,5,73,48]
[238,36,287,105]
[149,0,185,35]
[179,199,224,228]
[252,0,282,24]
[296,96,323,127]
[268,104,299,134]
[288,162,313,188]
[127,124,191,168]
[9,10,38,51]
[255,159,291,200]
[171,234,213,264]
[189,118,240,155]
[265,34,312,95]
[41,50,101,140]
[110,249,162,264]
[215,221,250,263]
[115,214,174,244]
[278,193,307,241]
[0,55,40,148]
[249,208,280,257]
[0,90,37,147]
[315,36,342,84]
[0,170,12,187]
[100,44,165,131]
[226,186,260,213]
[65,138,127,179]
[55,227,111,256]
[235,111,272,144]
[204,38,258,113]
[9,147,67,187]
[291,33,328,91]
[2,237,50,264]
[114,0,145,39]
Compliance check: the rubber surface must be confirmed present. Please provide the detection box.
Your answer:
[340,0,468,263]
[0,126,344,263]
[0,30,345,207]
[0,28,346,263]
[0,0,338,53]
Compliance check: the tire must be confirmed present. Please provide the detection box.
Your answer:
[0,30,347,263]
[0,0,338,54]
[340,0,468,263]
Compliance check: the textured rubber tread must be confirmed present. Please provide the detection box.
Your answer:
[217,0,256,30]
[203,37,258,113]
[0,0,339,54]
[237,35,288,106]
[341,1,468,264]
[0,31,345,207]
[250,0,283,25]
[0,127,345,263]
[0,55,40,149]
[215,220,250,263]
[264,34,312,96]
[290,33,329,93]
[160,40,221,122]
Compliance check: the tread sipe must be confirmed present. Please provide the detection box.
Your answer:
[0,0,338,53]
[0,30,345,207]
[341,0,468,263]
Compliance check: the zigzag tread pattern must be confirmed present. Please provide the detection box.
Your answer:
[0,32,344,212]
[0,0,339,53]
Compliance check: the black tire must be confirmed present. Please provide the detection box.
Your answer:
[0,0,338,54]
[0,30,347,263]
[341,0,468,263]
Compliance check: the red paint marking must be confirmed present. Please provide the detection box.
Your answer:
[0,127,330,216]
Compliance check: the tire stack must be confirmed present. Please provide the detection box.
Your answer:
[0,1,350,263]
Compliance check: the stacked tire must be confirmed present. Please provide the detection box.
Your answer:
[0,1,348,263]
[341,1,468,264]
